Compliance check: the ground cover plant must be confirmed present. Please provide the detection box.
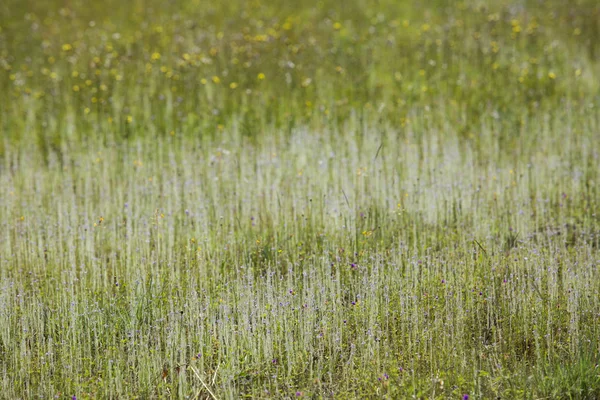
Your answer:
[1,0,600,398]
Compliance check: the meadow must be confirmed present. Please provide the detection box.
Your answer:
[1,0,600,398]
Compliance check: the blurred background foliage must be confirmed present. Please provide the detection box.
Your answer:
[0,0,599,155]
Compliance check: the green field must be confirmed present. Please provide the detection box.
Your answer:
[1,0,600,398]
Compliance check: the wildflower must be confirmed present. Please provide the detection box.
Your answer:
[151,52,161,61]
[126,115,133,123]
[333,22,342,30]
[212,76,221,84]
[62,43,72,51]
[548,72,556,80]
[257,72,265,80]
[229,82,238,89]
[463,395,469,400]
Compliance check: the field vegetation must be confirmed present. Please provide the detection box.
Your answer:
[1,0,600,398]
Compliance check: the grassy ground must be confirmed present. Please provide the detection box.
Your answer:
[1,0,600,398]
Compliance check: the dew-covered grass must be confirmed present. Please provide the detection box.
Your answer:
[1,0,600,398]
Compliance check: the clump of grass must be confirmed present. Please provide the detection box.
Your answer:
[1,0,600,398]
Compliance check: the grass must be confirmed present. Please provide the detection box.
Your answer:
[1,0,600,398]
